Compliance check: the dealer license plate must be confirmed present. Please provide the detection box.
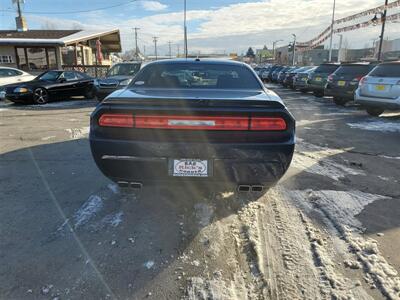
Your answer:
[375,85,385,91]
[338,80,346,86]
[171,159,209,177]
[315,77,322,82]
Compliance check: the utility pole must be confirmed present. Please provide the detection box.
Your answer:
[337,34,343,63]
[168,41,172,58]
[133,27,140,59]
[328,0,336,62]
[177,45,180,57]
[292,34,297,66]
[184,0,188,58]
[377,0,389,61]
[272,39,283,63]
[143,45,146,57]
[153,37,158,60]
[16,0,22,18]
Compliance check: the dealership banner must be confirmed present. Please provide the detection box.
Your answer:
[335,0,400,24]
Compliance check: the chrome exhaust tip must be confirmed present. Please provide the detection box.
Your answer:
[237,185,251,192]
[130,182,143,190]
[117,181,129,188]
[251,185,264,193]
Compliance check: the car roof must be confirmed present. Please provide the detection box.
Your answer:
[143,58,247,67]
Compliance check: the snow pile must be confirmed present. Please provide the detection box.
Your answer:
[347,121,400,133]
[290,189,400,298]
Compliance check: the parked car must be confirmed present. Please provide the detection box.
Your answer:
[260,67,272,82]
[283,66,311,88]
[325,62,377,106]
[95,62,142,100]
[293,67,317,92]
[277,66,294,84]
[89,59,295,192]
[271,66,285,83]
[267,65,281,82]
[308,63,340,97]
[355,61,400,116]
[4,70,96,104]
[0,67,36,99]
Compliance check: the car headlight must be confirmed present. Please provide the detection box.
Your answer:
[119,79,132,86]
[14,87,30,93]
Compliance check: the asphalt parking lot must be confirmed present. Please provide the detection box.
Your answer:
[1,88,400,300]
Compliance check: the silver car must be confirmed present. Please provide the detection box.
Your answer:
[355,61,400,116]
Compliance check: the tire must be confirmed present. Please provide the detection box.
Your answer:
[84,86,97,100]
[333,97,347,106]
[313,91,324,98]
[366,107,384,117]
[33,87,49,104]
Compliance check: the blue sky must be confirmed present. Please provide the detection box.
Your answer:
[1,0,399,54]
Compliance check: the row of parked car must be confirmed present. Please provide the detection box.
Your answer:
[0,62,142,104]
[254,61,400,116]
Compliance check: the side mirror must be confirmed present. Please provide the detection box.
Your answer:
[57,78,66,83]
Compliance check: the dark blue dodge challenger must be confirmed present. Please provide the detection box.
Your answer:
[90,59,295,192]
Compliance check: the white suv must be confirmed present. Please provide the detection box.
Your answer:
[355,61,400,116]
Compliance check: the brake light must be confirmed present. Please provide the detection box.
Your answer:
[98,114,287,131]
[250,117,287,131]
[352,75,363,82]
[135,115,249,130]
[327,75,334,82]
[359,76,367,85]
[99,114,134,127]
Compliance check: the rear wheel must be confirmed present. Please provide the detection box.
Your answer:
[333,97,347,106]
[33,88,49,104]
[366,107,384,117]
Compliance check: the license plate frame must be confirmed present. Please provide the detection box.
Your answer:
[169,159,211,177]
[338,80,346,86]
[375,84,385,91]
[315,77,322,82]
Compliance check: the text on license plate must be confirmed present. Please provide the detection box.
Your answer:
[172,159,208,177]
[338,81,346,86]
[375,85,385,91]
[315,77,322,82]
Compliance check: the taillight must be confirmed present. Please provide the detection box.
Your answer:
[135,115,249,130]
[327,75,334,82]
[98,114,134,127]
[359,76,367,85]
[250,117,287,131]
[98,114,287,131]
[352,75,363,82]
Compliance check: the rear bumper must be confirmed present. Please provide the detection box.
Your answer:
[308,83,325,92]
[355,90,400,109]
[89,136,295,185]
[325,85,356,100]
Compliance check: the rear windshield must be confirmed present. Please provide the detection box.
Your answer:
[334,65,372,75]
[107,64,141,76]
[314,64,339,74]
[131,63,262,89]
[369,64,400,77]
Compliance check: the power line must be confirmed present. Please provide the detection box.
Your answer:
[0,0,138,15]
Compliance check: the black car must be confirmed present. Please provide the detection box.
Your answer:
[4,70,96,104]
[308,63,340,97]
[325,62,378,105]
[89,59,295,192]
[95,62,142,100]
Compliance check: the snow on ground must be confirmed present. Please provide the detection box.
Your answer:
[65,127,90,140]
[291,140,364,180]
[347,120,400,133]
[73,195,103,229]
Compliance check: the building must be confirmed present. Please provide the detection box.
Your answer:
[0,29,122,76]
[255,46,273,63]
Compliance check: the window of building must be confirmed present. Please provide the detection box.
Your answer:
[16,47,58,71]
[0,55,13,63]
